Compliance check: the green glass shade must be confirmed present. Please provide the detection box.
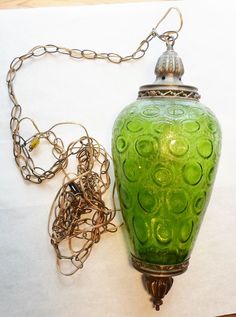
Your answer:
[112,98,221,265]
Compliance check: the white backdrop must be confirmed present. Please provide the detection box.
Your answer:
[0,1,236,316]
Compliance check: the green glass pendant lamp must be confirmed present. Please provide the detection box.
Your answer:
[112,13,221,310]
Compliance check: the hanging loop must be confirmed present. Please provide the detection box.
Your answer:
[152,7,183,46]
[159,31,179,47]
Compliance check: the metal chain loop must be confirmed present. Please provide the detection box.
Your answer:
[7,34,157,182]
[6,7,183,275]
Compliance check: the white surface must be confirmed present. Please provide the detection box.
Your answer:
[0,1,236,316]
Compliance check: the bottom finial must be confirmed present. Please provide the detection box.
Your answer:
[144,275,173,311]
[131,255,189,310]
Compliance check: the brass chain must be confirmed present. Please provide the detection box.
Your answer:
[7,40,158,275]
[7,5,183,183]
[6,7,183,275]
[7,32,159,184]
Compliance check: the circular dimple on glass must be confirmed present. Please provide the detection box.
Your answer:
[180,219,194,243]
[122,159,139,182]
[207,165,215,184]
[197,139,213,158]
[207,117,217,132]
[119,185,132,209]
[142,105,160,118]
[193,191,206,215]
[135,135,157,158]
[116,135,128,153]
[183,161,203,185]
[167,105,185,116]
[127,106,138,116]
[126,119,143,133]
[138,188,158,213]
[153,166,173,187]
[167,188,188,214]
[153,120,173,134]
[156,221,172,245]
[177,246,189,259]
[190,107,204,116]
[114,118,125,131]
[168,137,189,157]
[133,216,149,244]
[182,120,200,133]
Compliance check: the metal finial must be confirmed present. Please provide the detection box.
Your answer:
[138,44,200,101]
[154,45,184,85]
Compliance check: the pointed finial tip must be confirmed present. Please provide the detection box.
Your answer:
[154,46,184,85]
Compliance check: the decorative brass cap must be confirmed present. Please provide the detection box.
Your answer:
[154,44,184,85]
[131,254,190,310]
[138,44,200,101]
[144,275,173,311]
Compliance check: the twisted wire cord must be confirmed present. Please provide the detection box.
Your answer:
[6,9,182,273]
[7,43,124,275]
[48,134,118,275]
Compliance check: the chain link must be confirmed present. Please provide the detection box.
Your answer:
[6,7,183,274]
[7,30,159,182]
[7,5,183,182]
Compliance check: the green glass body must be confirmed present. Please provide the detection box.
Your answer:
[112,98,221,265]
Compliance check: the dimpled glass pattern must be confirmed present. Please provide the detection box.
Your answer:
[112,98,221,265]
